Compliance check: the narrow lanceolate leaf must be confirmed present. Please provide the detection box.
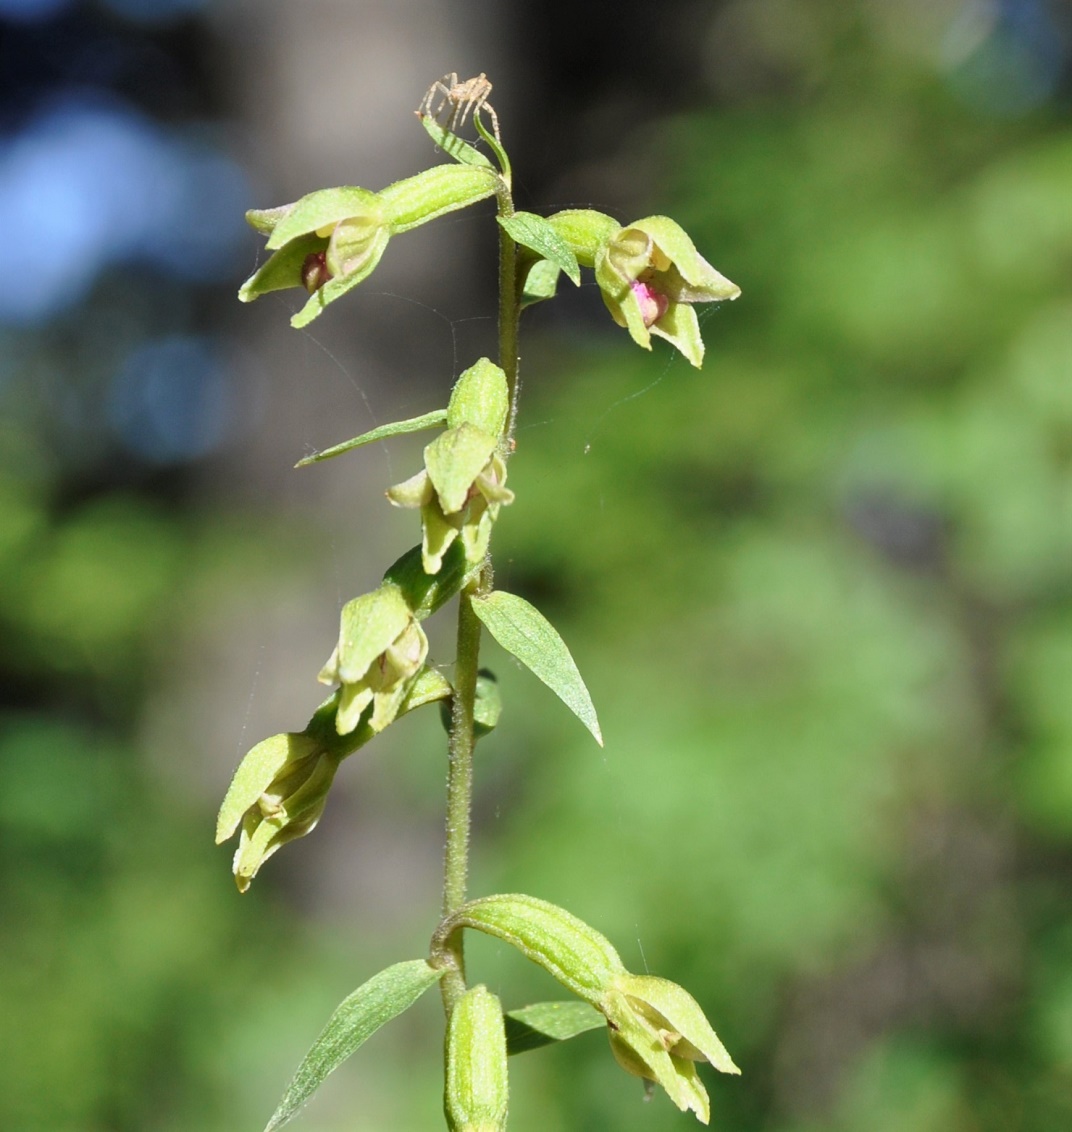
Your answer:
[294,409,447,467]
[498,213,581,285]
[417,113,495,169]
[505,1001,605,1055]
[471,591,602,746]
[264,960,444,1132]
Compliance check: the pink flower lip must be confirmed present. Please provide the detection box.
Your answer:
[630,278,669,328]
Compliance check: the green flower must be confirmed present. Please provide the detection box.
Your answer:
[388,430,513,575]
[601,973,740,1124]
[238,166,499,328]
[239,186,391,328]
[318,584,429,735]
[387,358,514,575]
[216,730,341,894]
[594,215,740,368]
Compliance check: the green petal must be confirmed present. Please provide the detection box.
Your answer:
[290,227,391,328]
[334,585,413,684]
[594,249,652,350]
[628,215,740,300]
[246,202,297,235]
[239,233,327,302]
[613,974,739,1075]
[650,302,704,368]
[215,732,319,843]
[266,186,382,250]
[425,423,498,514]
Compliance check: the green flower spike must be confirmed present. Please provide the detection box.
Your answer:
[318,583,429,735]
[239,165,499,329]
[594,215,740,368]
[387,358,514,575]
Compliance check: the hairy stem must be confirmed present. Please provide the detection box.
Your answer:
[439,584,482,1012]
[439,165,519,1018]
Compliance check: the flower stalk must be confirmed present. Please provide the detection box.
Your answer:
[219,73,742,1128]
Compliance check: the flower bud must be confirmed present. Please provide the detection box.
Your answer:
[387,398,514,576]
[444,985,509,1132]
[216,731,340,893]
[318,584,429,735]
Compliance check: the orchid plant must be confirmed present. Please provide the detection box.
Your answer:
[218,74,741,1130]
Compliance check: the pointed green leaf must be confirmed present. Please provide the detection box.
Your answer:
[520,258,562,308]
[471,591,602,745]
[417,113,495,169]
[295,409,447,467]
[498,213,580,285]
[505,1001,605,1055]
[383,540,476,620]
[264,959,445,1132]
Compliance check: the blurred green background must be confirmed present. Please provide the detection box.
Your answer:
[1,1,1070,1129]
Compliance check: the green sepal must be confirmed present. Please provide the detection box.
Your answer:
[649,300,704,369]
[215,731,324,846]
[379,165,499,234]
[434,894,626,1003]
[504,1001,605,1055]
[625,216,741,301]
[445,985,510,1132]
[383,539,476,620]
[325,585,413,685]
[425,423,498,514]
[610,974,739,1077]
[546,209,620,268]
[291,226,391,328]
[266,186,383,251]
[246,202,296,235]
[471,590,602,746]
[498,213,580,285]
[447,357,509,437]
[295,409,448,468]
[520,258,562,308]
[239,232,327,302]
[417,112,495,169]
[263,959,445,1132]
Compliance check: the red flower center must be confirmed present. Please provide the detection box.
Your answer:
[630,278,669,328]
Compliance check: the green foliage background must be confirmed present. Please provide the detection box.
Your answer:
[1,4,1070,1130]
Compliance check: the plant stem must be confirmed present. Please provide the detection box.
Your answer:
[439,166,520,1017]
